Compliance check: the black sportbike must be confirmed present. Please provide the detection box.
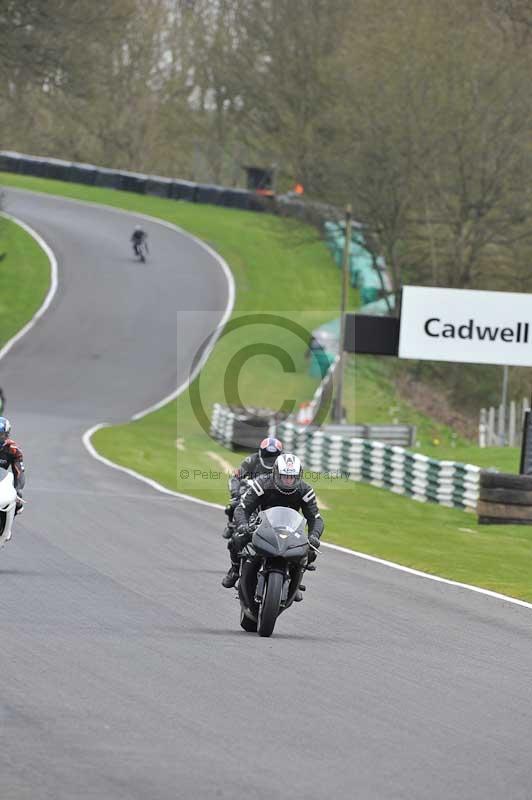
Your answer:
[237,507,312,637]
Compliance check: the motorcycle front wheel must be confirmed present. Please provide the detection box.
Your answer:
[258,571,283,637]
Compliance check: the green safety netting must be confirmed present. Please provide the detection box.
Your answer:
[308,221,394,375]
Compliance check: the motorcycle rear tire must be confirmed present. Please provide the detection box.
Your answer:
[258,571,283,637]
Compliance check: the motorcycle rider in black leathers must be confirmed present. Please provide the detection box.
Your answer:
[222,453,324,589]
[223,437,283,535]
[131,225,148,257]
[0,417,25,515]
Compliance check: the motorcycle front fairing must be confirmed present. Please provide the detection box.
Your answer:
[252,507,308,560]
[0,468,17,545]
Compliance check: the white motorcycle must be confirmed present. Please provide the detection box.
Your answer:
[0,468,18,546]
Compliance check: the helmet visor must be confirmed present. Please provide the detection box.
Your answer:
[279,473,297,489]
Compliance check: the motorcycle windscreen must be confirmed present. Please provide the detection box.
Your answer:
[262,506,306,534]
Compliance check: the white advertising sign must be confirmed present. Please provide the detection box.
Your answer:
[399,285,532,366]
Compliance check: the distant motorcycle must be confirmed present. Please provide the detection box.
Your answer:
[0,468,18,547]
[237,506,311,637]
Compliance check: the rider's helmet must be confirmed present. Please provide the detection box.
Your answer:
[258,437,283,469]
[273,453,302,494]
[0,417,12,446]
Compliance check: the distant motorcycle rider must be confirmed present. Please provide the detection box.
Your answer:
[224,437,283,533]
[0,418,25,515]
[222,453,324,588]
[131,225,148,256]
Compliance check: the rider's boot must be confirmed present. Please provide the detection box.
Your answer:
[222,560,240,588]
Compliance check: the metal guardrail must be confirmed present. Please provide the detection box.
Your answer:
[318,423,416,448]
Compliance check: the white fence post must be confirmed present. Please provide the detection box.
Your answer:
[488,406,495,446]
[479,399,530,447]
[498,404,505,445]
[479,408,487,448]
[509,401,516,447]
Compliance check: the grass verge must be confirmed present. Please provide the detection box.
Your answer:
[0,213,50,347]
[3,172,532,601]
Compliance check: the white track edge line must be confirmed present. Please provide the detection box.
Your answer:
[321,542,532,611]
[9,188,532,614]
[0,212,58,361]
[82,424,223,509]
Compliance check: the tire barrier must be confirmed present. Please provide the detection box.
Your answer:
[119,170,148,194]
[210,409,475,508]
[94,167,123,189]
[145,175,174,198]
[68,163,98,185]
[169,180,197,202]
[277,422,479,510]
[195,183,223,205]
[0,150,259,213]
[477,471,532,524]
[210,404,285,451]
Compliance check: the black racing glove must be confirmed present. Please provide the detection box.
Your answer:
[308,533,321,550]
[224,503,233,517]
[232,525,251,550]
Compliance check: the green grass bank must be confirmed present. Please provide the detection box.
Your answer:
[0,213,51,347]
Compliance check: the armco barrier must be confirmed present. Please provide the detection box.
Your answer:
[277,421,480,510]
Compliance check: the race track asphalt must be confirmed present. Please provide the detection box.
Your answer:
[1,188,531,800]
